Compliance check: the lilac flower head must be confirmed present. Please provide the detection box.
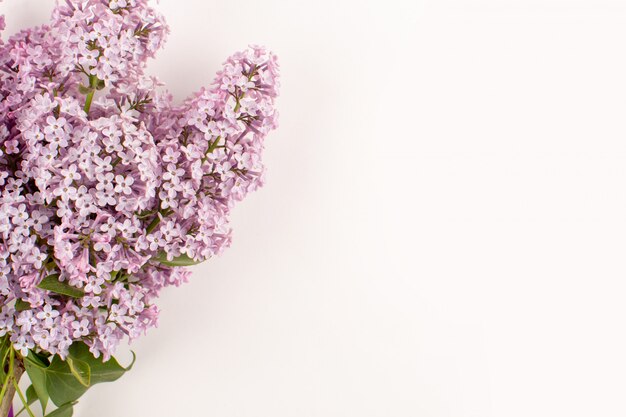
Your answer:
[0,1,279,360]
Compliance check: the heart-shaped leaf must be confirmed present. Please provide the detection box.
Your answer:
[25,343,133,406]
[67,343,133,384]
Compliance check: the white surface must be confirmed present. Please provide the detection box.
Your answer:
[2,0,626,416]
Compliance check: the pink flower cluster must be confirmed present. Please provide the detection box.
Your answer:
[0,0,279,360]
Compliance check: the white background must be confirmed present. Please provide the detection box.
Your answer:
[2,0,626,416]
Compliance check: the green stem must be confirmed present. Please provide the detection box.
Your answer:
[84,92,95,114]
[201,136,222,164]
[0,349,14,404]
[83,75,98,115]
[232,66,256,114]
[0,348,21,417]
[146,214,161,235]
[12,381,34,417]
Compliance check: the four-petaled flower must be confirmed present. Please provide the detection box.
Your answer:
[0,0,279,361]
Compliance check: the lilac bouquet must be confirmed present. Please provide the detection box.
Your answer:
[0,0,279,415]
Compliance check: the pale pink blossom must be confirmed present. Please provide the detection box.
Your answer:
[0,0,279,360]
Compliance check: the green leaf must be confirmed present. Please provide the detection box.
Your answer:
[43,343,132,406]
[109,270,120,281]
[67,357,91,387]
[67,343,133,383]
[78,85,92,95]
[25,354,49,413]
[96,79,106,90]
[15,299,31,312]
[44,357,87,407]
[154,252,203,267]
[46,402,74,417]
[29,350,52,367]
[37,275,84,298]
[26,385,38,405]
[0,337,10,381]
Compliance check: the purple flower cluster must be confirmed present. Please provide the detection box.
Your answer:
[0,0,279,360]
